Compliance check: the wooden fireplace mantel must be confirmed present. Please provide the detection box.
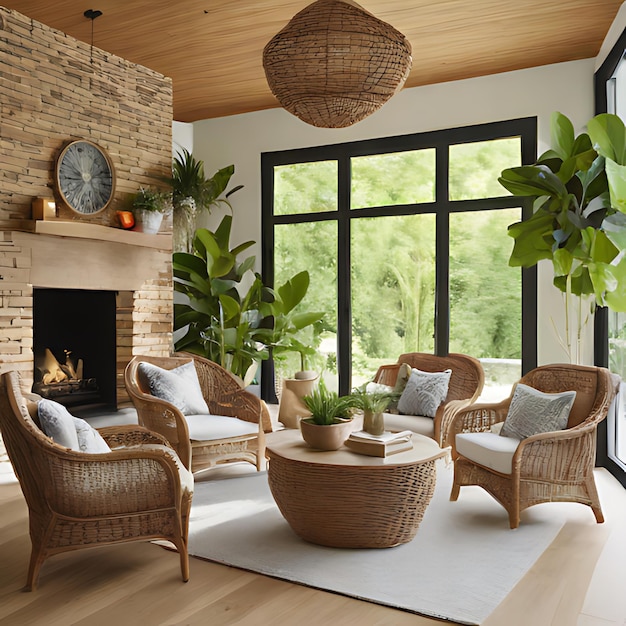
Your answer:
[34,220,172,251]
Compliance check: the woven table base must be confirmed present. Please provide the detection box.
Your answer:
[268,454,438,548]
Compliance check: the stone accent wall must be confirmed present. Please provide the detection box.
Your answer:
[0,8,175,407]
[0,7,173,227]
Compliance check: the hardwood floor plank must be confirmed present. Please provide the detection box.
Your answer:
[1,468,625,625]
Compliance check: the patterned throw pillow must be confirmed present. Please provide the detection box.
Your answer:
[397,368,452,418]
[394,363,412,395]
[38,398,111,453]
[500,383,576,440]
[137,360,210,416]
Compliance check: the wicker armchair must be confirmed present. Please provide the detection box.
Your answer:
[373,352,485,446]
[449,364,619,528]
[0,371,193,591]
[124,353,273,474]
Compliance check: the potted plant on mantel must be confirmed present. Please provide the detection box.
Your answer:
[498,111,626,363]
[300,380,358,450]
[131,187,172,234]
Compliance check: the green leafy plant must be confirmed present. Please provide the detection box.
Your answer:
[165,148,243,252]
[498,111,626,360]
[260,271,325,373]
[173,214,325,386]
[302,379,357,425]
[350,385,400,414]
[132,187,172,213]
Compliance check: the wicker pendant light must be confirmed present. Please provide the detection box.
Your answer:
[263,0,412,128]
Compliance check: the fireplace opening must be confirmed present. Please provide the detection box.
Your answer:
[32,288,117,409]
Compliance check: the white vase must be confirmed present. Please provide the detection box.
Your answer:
[134,210,163,234]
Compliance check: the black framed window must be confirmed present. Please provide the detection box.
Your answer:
[261,118,537,400]
[595,26,626,488]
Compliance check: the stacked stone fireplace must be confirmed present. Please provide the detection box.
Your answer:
[0,7,176,408]
[0,223,172,408]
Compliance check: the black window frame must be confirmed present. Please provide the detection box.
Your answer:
[261,117,538,400]
[594,26,626,488]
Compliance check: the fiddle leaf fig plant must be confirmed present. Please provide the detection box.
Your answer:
[499,111,626,361]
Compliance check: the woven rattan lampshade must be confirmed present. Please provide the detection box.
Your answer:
[263,0,412,128]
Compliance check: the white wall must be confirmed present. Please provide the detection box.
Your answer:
[172,120,193,156]
[187,58,597,366]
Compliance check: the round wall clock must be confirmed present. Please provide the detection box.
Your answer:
[55,139,115,215]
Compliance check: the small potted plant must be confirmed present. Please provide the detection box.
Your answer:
[300,380,358,450]
[132,187,172,234]
[351,385,401,436]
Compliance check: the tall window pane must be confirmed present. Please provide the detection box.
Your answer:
[274,221,338,390]
[449,208,522,400]
[274,161,338,216]
[351,215,436,387]
[609,312,626,464]
[449,138,521,200]
[351,149,436,209]
[263,118,535,399]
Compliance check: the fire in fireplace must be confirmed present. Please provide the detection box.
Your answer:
[33,347,100,405]
[32,288,117,409]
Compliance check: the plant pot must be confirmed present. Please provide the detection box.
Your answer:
[294,370,318,380]
[363,409,385,436]
[278,374,319,429]
[300,417,354,451]
[134,210,163,234]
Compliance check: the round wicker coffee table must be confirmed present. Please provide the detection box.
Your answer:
[265,429,449,549]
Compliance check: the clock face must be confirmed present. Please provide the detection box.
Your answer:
[55,140,115,215]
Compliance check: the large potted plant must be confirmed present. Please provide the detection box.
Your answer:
[300,380,358,450]
[165,148,243,252]
[173,215,324,387]
[498,111,626,361]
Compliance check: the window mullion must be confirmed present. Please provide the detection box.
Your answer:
[435,144,450,356]
[337,156,352,396]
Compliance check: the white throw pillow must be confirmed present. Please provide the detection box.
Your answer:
[138,360,209,416]
[397,368,452,418]
[500,383,576,440]
[38,398,111,453]
[365,382,395,395]
[38,398,78,449]
[73,416,112,453]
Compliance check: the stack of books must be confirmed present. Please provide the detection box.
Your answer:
[344,430,414,457]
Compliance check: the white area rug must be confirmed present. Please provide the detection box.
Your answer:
[188,461,573,625]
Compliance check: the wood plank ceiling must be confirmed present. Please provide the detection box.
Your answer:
[3,1,623,123]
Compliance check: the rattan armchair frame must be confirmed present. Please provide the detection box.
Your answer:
[448,364,619,529]
[373,352,485,447]
[0,371,193,591]
[124,353,273,474]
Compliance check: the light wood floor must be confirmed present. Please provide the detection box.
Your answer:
[1,461,626,626]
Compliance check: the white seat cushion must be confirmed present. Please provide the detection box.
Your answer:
[383,412,435,439]
[185,414,258,441]
[456,432,521,474]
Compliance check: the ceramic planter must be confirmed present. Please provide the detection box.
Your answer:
[300,417,354,451]
[134,210,163,234]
